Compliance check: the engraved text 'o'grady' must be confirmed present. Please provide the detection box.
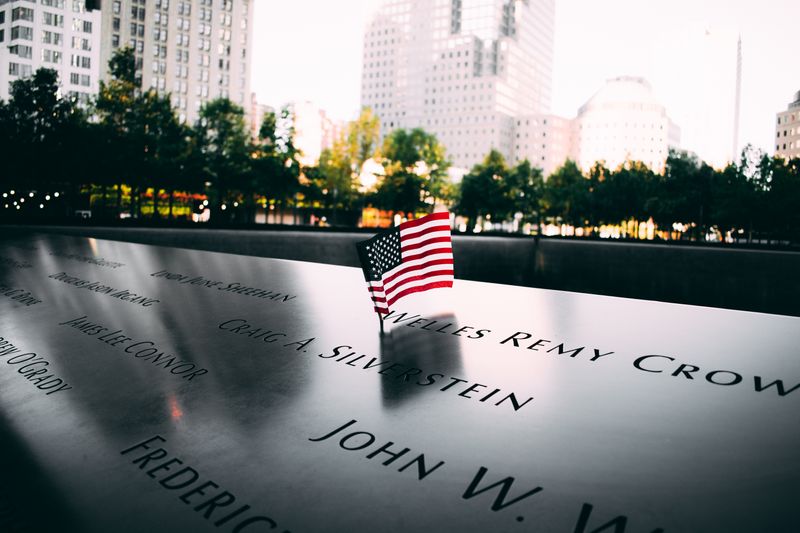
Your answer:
[0,336,72,395]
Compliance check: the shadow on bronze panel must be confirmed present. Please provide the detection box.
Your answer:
[378,314,464,409]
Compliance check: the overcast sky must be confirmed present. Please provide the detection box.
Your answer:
[252,0,800,165]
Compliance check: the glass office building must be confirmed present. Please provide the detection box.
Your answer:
[361,0,554,171]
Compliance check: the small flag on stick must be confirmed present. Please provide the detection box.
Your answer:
[356,211,454,315]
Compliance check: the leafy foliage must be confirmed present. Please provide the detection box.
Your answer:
[1,49,798,242]
[371,128,451,214]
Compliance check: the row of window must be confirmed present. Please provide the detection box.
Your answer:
[581,123,666,130]
[8,21,89,40]
[8,42,91,63]
[8,52,92,70]
[3,1,89,15]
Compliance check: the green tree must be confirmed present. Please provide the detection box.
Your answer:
[600,161,657,224]
[457,149,509,230]
[651,150,714,239]
[767,157,800,241]
[505,159,544,229]
[373,128,451,215]
[316,142,361,224]
[138,90,191,218]
[309,108,382,223]
[250,107,301,222]
[542,159,590,225]
[712,163,749,238]
[195,98,253,221]
[347,107,381,168]
[95,47,142,216]
[0,68,86,201]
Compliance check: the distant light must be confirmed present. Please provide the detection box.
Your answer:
[233,202,238,207]
[202,199,209,206]
[3,204,7,208]
[10,190,15,195]
[29,192,34,197]
[54,192,60,197]
[16,206,20,210]
[19,198,24,203]
[45,195,51,200]
[221,204,227,210]
[2,193,6,198]
[13,201,17,206]
[39,204,44,209]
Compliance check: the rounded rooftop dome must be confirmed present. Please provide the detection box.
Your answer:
[579,76,663,115]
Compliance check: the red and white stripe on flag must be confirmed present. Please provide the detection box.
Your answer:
[366,211,454,314]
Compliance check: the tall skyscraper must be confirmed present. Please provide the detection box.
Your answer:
[775,90,800,160]
[0,0,101,103]
[361,0,555,171]
[99,0,253,125]
[732,35,742,161]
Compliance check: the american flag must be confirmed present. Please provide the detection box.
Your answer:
[356,211,454,315]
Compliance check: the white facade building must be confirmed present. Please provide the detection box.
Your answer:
[0,0,101,103]
[99,0,254,125]
[775,90,800,160]
[361,0,555,172]
[512,113,573,177]
[574,76,680,174]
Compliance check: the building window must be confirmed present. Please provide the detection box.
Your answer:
[10,44,33,59]
[70,54,91,69]
[11,26,34,41]
[9,63,32,78]
[12,7,34,22]
[42,49,62,63]
[43,12,65,27]
[43,31,61,45]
